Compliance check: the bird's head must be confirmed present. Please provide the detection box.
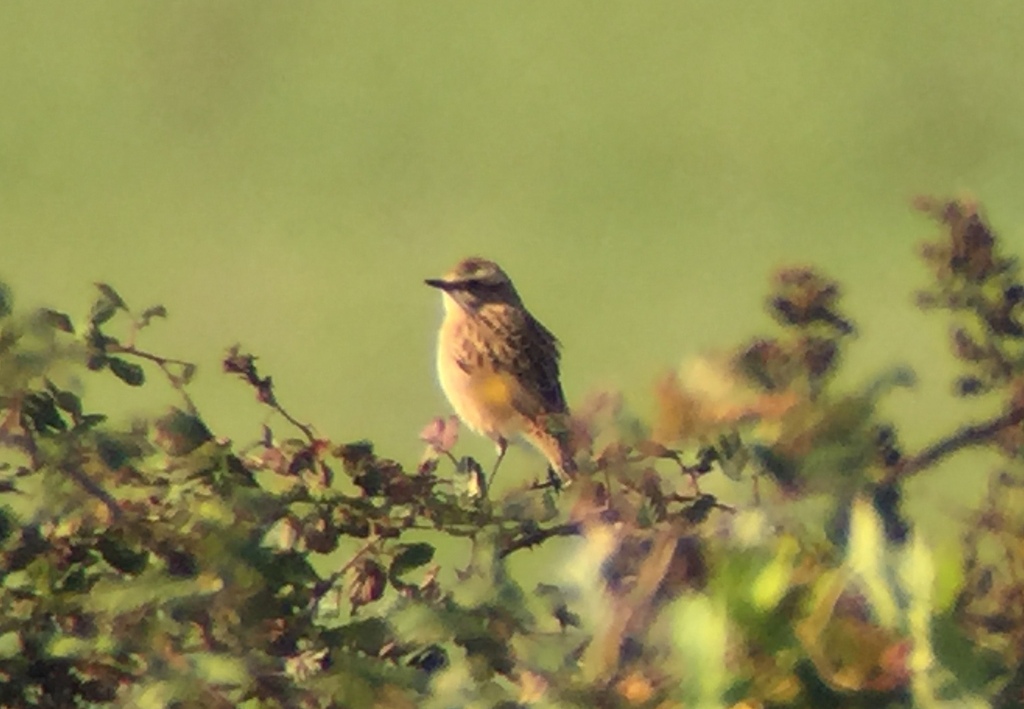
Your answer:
[426,257,523,312]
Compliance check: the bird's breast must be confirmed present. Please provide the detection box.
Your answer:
[436,317,522,438]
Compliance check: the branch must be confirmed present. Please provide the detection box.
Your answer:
[893,405,1024,481]
[60,463,123,521]
[222,346,318,443]
[498,522,581,559]
[0,408,121,521]
[273,403,318,444]
[111,343,199,416]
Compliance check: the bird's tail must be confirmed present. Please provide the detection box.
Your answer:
[527,413,578,484]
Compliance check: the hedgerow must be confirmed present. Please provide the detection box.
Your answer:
[1,197,1022,708]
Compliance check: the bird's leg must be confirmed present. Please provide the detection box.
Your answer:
[488,436,508,486]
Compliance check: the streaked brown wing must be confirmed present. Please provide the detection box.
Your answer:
[508,313,567,415]
[473,305,567,416]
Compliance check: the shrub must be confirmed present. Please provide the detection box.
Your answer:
[0,197,1022,707]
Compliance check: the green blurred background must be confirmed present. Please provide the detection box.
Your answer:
[3,1,1024,539]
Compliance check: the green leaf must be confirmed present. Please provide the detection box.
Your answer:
[46,381,83,418]
[86,569,220,615]
[0,507,13,545]
[97,533,150,574]
[751,444,798,490]
[109,357,145,386]
[750,536,799,611]
[263,517,301,551]
[932,615,1005,694]
[187,652,249,685]
[96,434,144,469]
[139,304,167,328]
[931,543,965,614]
[86,325,113,349]
[670,595,729,705]
[717,431,748,481]
[74,413,108,431]
[219,454,258,488]
[37,308,73,333]
[154,408,213,456]
[0,631,21,659]
[48,635,102,659]
[325,618,390,656]
[846,497,897,627]
[95,282,127,310]
[90,283,128,325]
[389,602,446,644]
[0,326,18,356]
[22,392,67,433]
[389,542,435,579]
[0,282,11,319]
[333,441,375,472]
[89,299,119,326]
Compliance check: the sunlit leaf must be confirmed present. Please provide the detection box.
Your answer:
[0,631,21,658]
[263,516,301,551]
[671,595,729,705]
[846,498,897,628]
[86,570,221,614]
[48,634,115,658]
[750,535,798,611]
[187,652,249,685]
[930,542,965,614]
[389,603,446,645]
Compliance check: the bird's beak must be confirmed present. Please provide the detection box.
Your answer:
[425,278,455,291]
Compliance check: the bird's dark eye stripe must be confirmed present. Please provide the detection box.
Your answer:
[464,278,497,289]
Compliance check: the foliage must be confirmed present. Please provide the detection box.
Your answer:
[2,198,1024,707]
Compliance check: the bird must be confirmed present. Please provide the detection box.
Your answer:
[426,257,576,485]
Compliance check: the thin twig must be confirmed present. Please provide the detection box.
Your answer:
[309,537,380,611]
[271,403,317,444]
[111,343,199,416]
[221,346,331,485]
[498,522,581,559]
[222,346,318,443]
[893,406,1024,481]
[60,463,123,521]
[665,492,738,514]
[1,407,123,520]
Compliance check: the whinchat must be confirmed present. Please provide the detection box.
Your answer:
[426,257,576,484]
